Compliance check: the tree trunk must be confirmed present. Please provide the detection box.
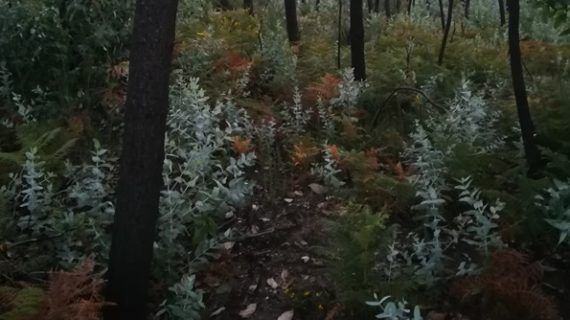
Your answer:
[350,0,366,80]
[374,0,380,12]
[104,0,178,319]
[438,0,445,30]
[218,0,231,10]
[407,0,413,15]
[315,0,320,11]
[337,0,343,69]
[367,0,374,13]
[437,0,453,65]
[385,0,391,17]
[284,0,300,43]
[507,0,542,174]
[464,0,470,18]
[498,0,506,26]
[244,0,254,14]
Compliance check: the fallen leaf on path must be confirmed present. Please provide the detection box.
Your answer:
[309,183,326,195]
[267,277,279,289]
[239,303,257,318]
[277,310,294,320]
[210,307,226,317]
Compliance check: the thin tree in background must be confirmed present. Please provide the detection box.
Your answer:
[375,0,380,12]
[437,0,453,64]
[244,0,254,14]
[407,0,414,15]
[464,0,470,18]
[337,0,343,69]
[284,0,300,43]
[385,0,392,17]
[350,0,366,80]
[438,0,446,30]
[499,0,506,25]
[104,0,179,319]
[316,0,321,11]
[507,0,542,174]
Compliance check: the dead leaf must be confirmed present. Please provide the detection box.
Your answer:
[210,307,226,317]
[277,310,294,320]
[239,303,257,318]
[309,183,326,195]
[267,278,279,289]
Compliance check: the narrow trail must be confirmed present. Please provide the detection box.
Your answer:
[204,183,339,320]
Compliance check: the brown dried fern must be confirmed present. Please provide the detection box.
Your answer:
[32,258,108,320]
[451,250,558,320]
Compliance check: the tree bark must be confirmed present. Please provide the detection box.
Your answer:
[374,0,380,12]
[104,0,178,319]
[284,0,300,43]
[507,0,542,174]
[218,0,231,10]
[350,0,366,80]
[437,0,453,65]
[498,0,506,26]
[407,0,413,15]
[315,0,320,11]
[368,0,374,13]
[385,0,391,17]
[464,0,470,18]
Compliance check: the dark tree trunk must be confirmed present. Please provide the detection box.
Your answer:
[315,0,320,11]
[464,0,470,18]
[104,0,178,319]
[244,0,254,14]
[396,0,401,12]
[437,0,453,65]
[407,0,413,15]
[385,0,391,17]
[218,0,231,10]
[337,0,343,69]
[498,0,506,25]
[507,0,542,174]
[350,0,366,80]
[368,0,374,13]
[438,0,445,30]
[284,0,300,43]
[374,0,380,12]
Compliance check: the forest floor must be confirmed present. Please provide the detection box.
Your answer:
[204,177,342,320]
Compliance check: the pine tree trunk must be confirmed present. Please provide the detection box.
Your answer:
[350,0,366,80]
[368,0,374,13]
[104,0,178,319]
[284,0,300,43]
[464,0,470,18]
[385,0,391,17]
[437,0,453,65]
[374,0,380,12]
[507,0,542,174]
[315,0,320,11]
[407,0,413,15]
[498,0,506,25]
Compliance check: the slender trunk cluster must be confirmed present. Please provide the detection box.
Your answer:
[105,0,179,319]
[350,0,366,80]
[499,0,506,25]
[284,0,300,43]
[507,0,542,174]
[337,0,343,69]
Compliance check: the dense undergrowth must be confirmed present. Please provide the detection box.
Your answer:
[1,0,569,319]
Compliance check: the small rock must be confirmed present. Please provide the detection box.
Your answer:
[284,198,294,203]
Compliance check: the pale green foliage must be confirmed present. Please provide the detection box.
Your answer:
[157,77,256,276]
[282,86,312,133]
[454,177,504,256]
[311,145,345,189]
[156,275,205,320]
[536,179,570,245]
[331,68,364,112]
[366,295,423,320]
